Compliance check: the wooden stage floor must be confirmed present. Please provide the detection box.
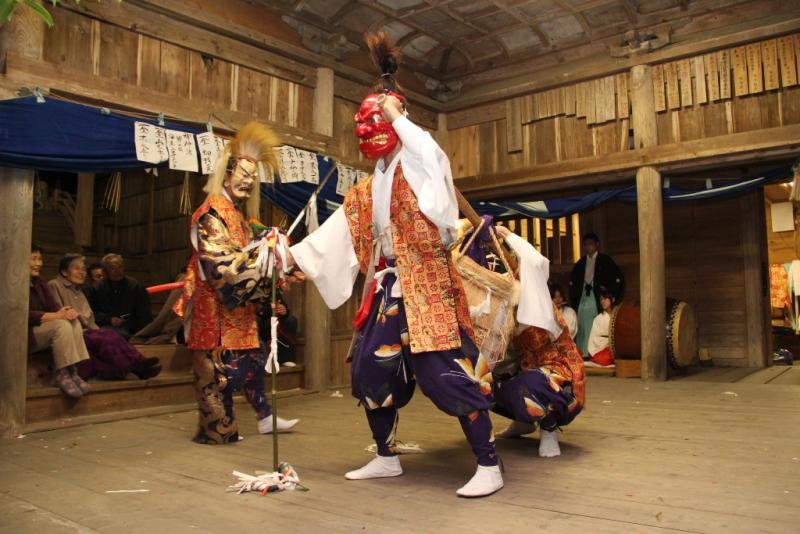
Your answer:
[2,376,799,533]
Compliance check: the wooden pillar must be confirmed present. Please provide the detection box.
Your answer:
[0,3,45,438]
[74,173,94,247]
[636,167,667,381]
[631,64,666,380]
[304,67,334,392]
[0,168,34,437]
[740,190,769,367]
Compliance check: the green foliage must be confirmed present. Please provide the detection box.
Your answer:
[0,1,121,29]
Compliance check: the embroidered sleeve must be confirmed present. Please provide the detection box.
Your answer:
[196,209,270,309]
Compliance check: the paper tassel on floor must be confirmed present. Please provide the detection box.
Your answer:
[365,441,425,454]
[227,463,307,495]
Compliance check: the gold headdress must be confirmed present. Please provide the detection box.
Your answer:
[204,121,280,218]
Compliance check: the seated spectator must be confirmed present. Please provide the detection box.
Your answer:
[257,288,298,365]
[87,262,104,286]
[85,253,152,339]
[586,285,615,367]
[49,253,162,380]
[130,271,187,345]
[28,243,91,398]
[549,282,578,340]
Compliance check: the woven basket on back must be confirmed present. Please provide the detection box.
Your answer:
[453,220,520,370]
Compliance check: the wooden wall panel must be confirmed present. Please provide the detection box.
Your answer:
[593,122,622,157]
[296,85,315,133]
[448,125,479,178]
[479,122,501,175]
[98,23,138,84]
[189,52,232,107]
[678,105,705,142]
[702,100,730,137]
[43,8,93,74]
[559,116,594,160]
[780,86,800,124]
[333,97,364,165]
[593,194,759,366]
[138,35,162,91]
[530,119,558,165]
[159,41,192,98]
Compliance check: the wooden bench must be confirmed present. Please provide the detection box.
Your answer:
[24,344,307,433]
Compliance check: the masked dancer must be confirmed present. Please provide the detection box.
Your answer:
[174,123,299,444]
[282,33,502,497]
[491,226,585,457]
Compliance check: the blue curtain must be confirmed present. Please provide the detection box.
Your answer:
[0,96,201,173]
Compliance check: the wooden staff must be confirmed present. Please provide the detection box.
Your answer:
[268,241,280,471]
[455,188,518,273]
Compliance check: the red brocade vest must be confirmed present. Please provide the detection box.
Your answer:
[343,164,474,354]
[514,304,586,408]
[173,195,259,350]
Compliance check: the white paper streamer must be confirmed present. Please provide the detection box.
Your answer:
[265,316,280,374]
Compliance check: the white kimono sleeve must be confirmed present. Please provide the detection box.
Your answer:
[290,206,360,309]
[561,306,578,339]
[504,232,563,340]
[392,116,459,242]
[588,311,610,356]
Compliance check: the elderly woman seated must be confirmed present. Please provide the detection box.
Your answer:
[48,253,162,381]
[28,243,91,398]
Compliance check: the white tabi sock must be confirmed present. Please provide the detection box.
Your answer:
[258,415,299,434]
[538,429,561,457]
[456,465,504,498]
[345,455,402,480]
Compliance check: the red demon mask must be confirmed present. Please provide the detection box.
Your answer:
[354,92,405,160]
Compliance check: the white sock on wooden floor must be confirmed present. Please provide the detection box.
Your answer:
[345,455,403,480]
[538,429,561,457]
[456,465,503,498]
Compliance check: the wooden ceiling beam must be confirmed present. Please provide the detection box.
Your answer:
[486,0,551,48]
[329,1,360,26]
[356,0,476,70]
[456,123,800,200]
[448,0,776,81]
[444,11,800,110]
[397,0,458,19]
[553,0,593,38]
[615,0,639,24]
[397,30,422,48]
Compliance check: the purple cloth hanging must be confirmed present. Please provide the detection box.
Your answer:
[462,215,494,268]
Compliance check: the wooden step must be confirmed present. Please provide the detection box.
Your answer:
[135,344,192,373]
[24,364,307,432]
[584,365,616,377]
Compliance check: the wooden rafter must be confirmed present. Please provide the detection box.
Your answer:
[329,1,360,26]
[616,0,639,23]
[552,0,593,38]
[486,0,551,49]
[355,0,476,70]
